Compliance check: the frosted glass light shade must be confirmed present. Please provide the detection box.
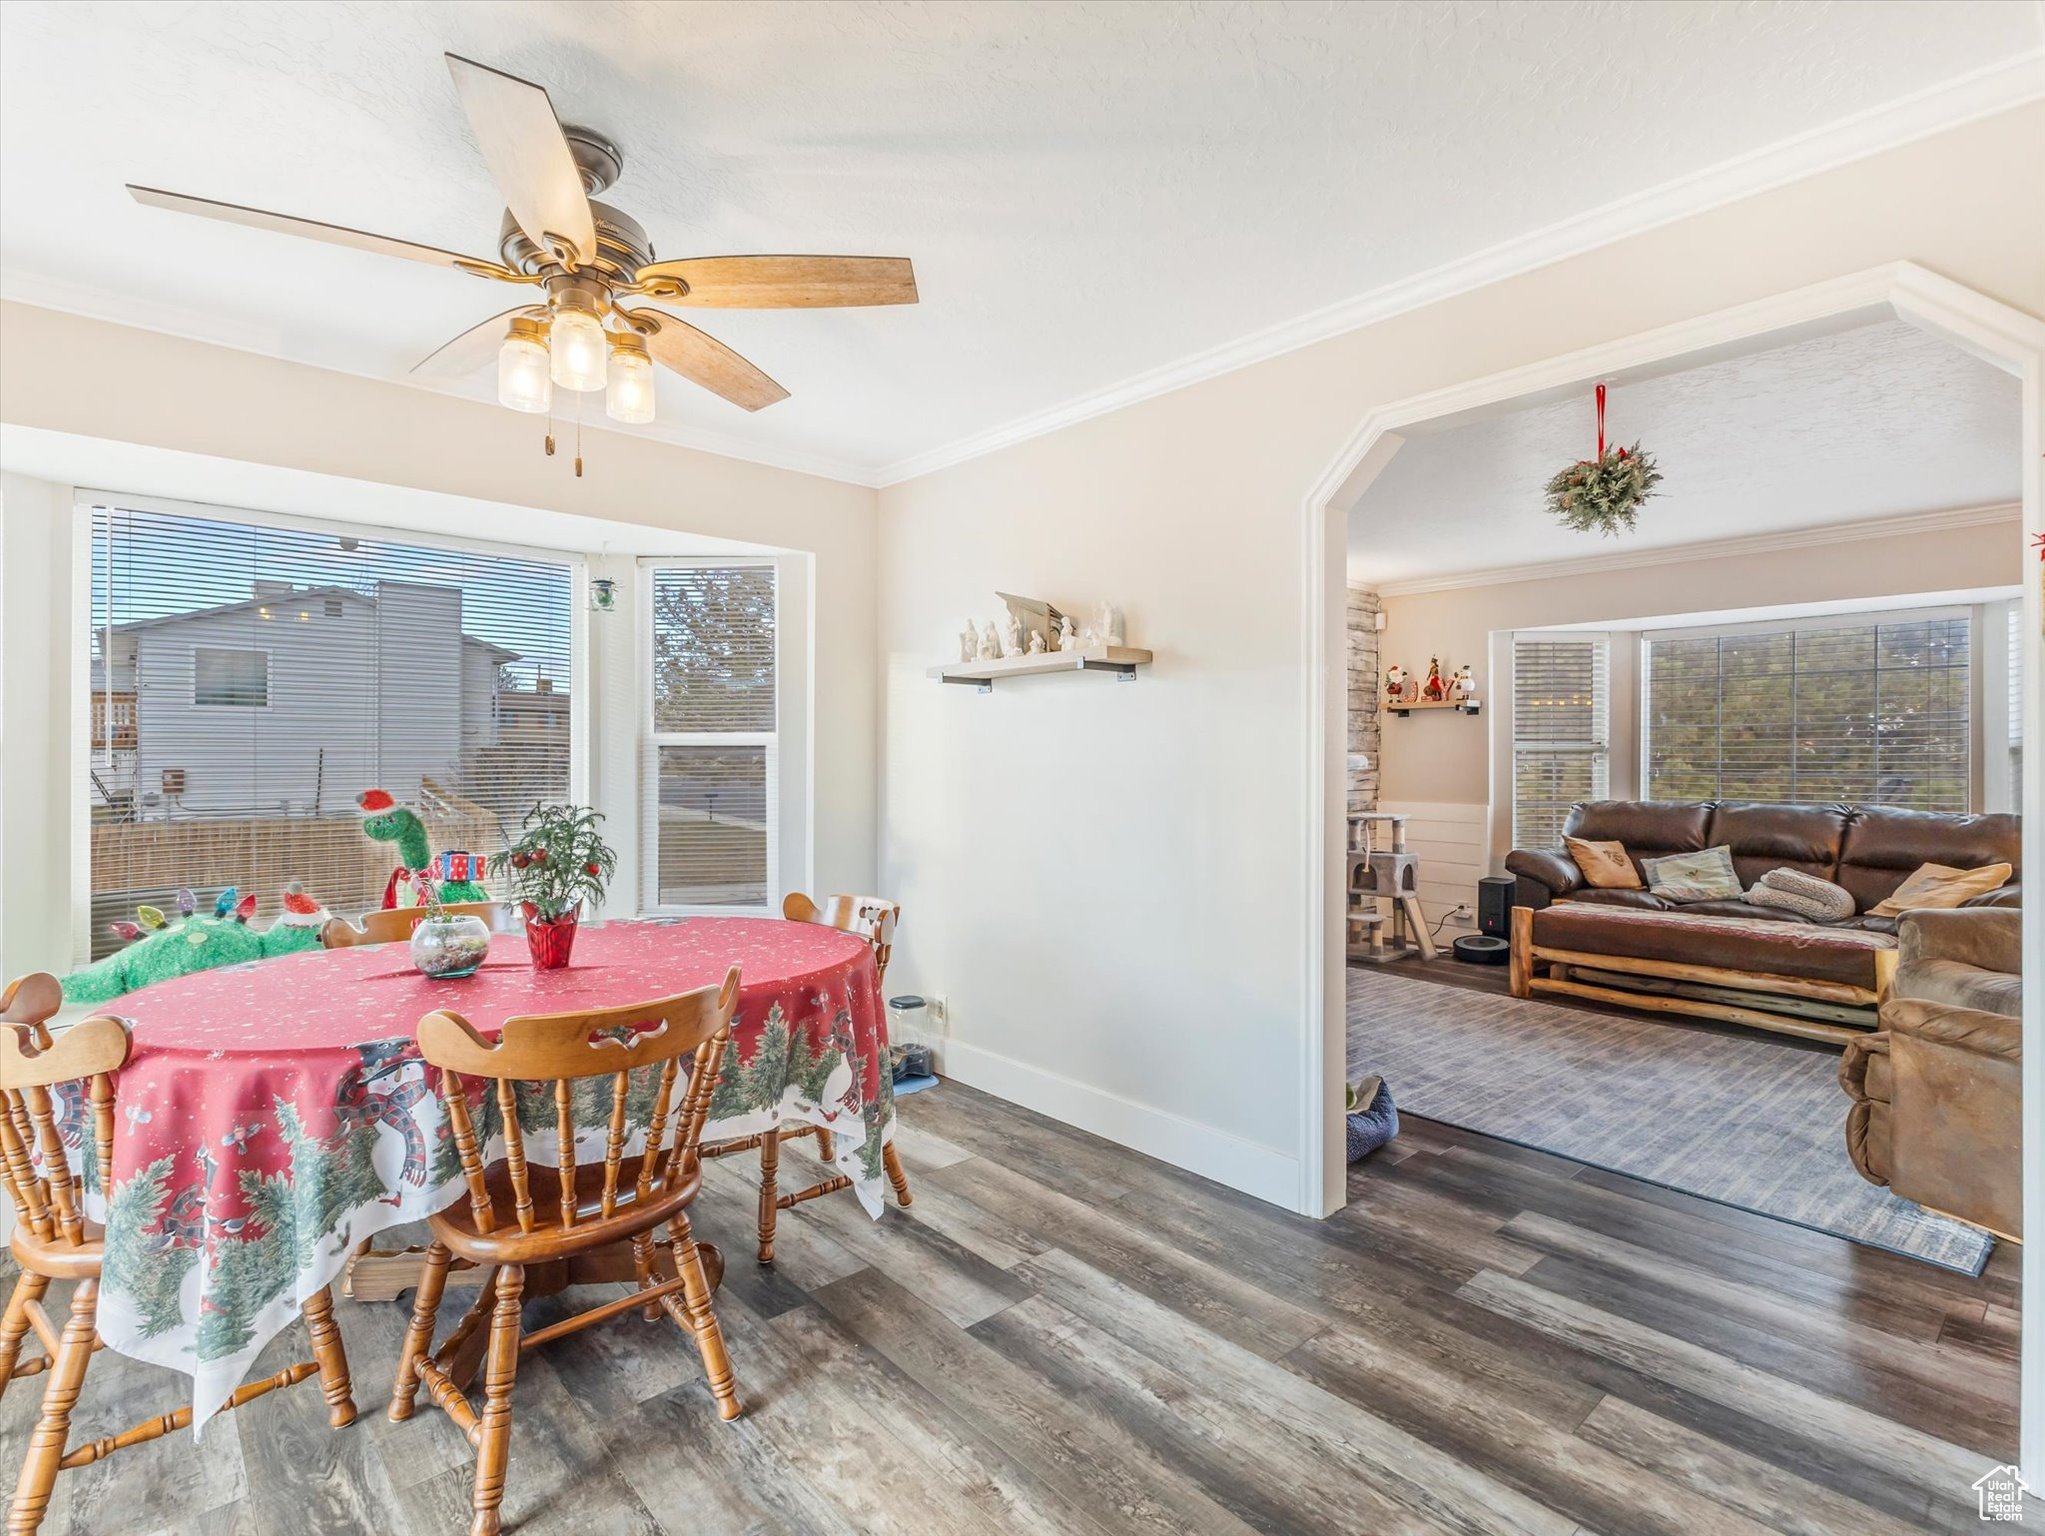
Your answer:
[496,320,551,413]
[549,308,608,391]
[605,336,655,424]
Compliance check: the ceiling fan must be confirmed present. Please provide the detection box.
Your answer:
[128,52,916,464]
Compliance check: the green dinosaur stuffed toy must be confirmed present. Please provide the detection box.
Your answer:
[61,884,332,1005]
[358,788,491,908]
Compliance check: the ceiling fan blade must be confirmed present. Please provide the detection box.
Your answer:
[445,53,596,269]
[127,185,515,277]
[634,255,918,308]
[623,311,789,412]
[410,306,543,376]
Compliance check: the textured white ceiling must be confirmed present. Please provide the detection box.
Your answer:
[1347,320,2022,584]
[1,2,2039,482]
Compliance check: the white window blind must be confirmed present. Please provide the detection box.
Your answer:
[1643,614,1968,809]
[1511,634,1609,850]
[642,562,777,911]
[87,503,575,956]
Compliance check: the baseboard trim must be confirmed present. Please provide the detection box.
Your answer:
[937,1038,1304,1212]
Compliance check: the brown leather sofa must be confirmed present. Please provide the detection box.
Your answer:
[1840,908,2021,1239]
[1504,800,2020,1039]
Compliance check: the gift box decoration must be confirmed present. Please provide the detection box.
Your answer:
[437,850,487,883]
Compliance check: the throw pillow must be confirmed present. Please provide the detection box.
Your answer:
[1563,836,1643,890]
[1641,845,1742,903]
[1747,868,1855,921]
[1869,861,2014,918]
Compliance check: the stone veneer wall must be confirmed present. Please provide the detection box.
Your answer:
[1346,585,1381,815]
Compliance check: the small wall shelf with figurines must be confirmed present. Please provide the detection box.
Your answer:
[930,592,1151,692]
[1379,658,1481,716]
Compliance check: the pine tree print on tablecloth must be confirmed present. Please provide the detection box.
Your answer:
[102,1154,200,1339]
[788,1021,842,1106]
[743,1004,793,1109]
[196,1096,388,1361]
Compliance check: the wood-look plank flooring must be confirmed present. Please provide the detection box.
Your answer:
[1,1080,2021,1534]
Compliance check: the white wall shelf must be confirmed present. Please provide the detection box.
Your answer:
[929,646,1152,692]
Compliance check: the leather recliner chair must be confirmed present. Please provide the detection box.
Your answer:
[1840,907,2021,1239]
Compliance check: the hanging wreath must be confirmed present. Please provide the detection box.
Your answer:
[1545,383,1661,537]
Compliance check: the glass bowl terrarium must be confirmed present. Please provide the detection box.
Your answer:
[406,879,493,979]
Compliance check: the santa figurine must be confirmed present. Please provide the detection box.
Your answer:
[1384,663,1405,704]
[1423,657,1446,702]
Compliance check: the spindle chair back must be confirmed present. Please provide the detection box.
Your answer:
[1,1000,355,1535]
[389,968,746,1536]
[320,901,520,948]
[704,895,914,1264]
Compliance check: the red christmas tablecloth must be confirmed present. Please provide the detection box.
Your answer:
[49,918,892,1430]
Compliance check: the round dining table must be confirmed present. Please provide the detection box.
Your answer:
[61,916,894,1430]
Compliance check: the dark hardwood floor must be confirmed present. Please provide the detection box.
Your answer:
[1,1079,2020,1534]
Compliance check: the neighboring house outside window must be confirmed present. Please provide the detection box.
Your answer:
[85,501,576,958]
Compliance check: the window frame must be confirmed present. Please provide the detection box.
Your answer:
[637,556,782,917]
[1637,603,1975,811]
[70,489,590,964]
[190,644,273,710]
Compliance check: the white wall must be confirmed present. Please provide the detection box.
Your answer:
[874,101,2045,1211]
[0,473,76,980]
[0,314,880,971]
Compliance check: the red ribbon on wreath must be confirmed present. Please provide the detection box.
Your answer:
[1589,382,1631,465]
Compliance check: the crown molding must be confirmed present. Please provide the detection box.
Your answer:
[876,49,2045,488]
[1370,502,2022,597]
[0,273,885,490]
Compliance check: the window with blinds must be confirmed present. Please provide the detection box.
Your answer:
[1643,614,1969,809]
[1511,634,1610,850]
[643,562,777,910]
[86,502,575,956]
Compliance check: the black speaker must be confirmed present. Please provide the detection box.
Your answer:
[1478,875,1516,938]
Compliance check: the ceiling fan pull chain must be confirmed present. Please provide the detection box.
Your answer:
[575,390,585,478]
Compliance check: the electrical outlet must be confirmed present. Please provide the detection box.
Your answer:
[927,994,949,1033]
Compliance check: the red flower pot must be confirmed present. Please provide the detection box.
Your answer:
[522,902,580,970]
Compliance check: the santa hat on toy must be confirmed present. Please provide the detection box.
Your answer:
[357,789,397,813]
[274,883,330,929]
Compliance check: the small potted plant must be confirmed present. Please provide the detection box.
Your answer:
[406,875,493,980]
[505,803,616,970]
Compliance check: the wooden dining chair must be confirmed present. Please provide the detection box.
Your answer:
[0,970,65,1405]
[704,893,913,1264]
[320,901,520,948]
[1,1000,356,1535]
[0,971,62,1049]
[781,891,901,989]
[389,970,745,1536]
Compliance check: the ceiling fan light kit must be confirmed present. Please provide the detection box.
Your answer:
[546,285,610,393]
[496,315,552,413]
[125,50,919,470]
[605,331,656,425]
